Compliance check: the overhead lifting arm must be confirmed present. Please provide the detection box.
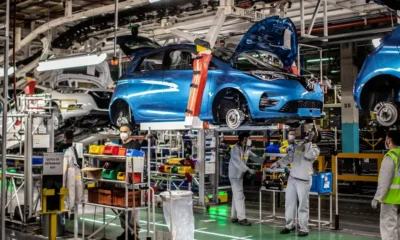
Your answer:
[180,7,227,129]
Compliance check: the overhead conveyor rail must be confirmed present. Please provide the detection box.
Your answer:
[0,0,393,65]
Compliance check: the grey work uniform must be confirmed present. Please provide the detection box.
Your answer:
[277,142,320,233]
[228,143,264,220]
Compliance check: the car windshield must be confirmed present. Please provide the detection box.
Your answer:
[213,47,285,72]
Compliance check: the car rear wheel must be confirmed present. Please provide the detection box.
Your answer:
[112,100,134,127]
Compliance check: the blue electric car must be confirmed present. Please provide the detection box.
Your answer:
[109,16,324,129]
[354,25,400,126]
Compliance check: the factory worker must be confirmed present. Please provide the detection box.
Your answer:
[120,123,141,150]
[372,130,400,240]
[229,132,264,226]
[287,130,297,152]
[118,123,141,240]
[271,127,321,237]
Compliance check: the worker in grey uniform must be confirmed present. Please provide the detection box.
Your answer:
[229,132,264,226]
[372,130,400,240]
[271,128,321,237]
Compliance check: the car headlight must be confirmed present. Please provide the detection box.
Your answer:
[250,70,287,81]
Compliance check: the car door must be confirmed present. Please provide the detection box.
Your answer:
[162,49,196,121]
[123,50,167,121]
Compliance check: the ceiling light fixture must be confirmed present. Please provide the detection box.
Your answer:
[0,66,15,77]
[372,38,381,48]
[37,53,107,72]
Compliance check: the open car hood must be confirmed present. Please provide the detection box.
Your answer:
[232,16,298,67]
[115,35,160,56]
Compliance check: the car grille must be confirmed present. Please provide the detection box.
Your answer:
[88,91,112,109]
[279,100,323,113]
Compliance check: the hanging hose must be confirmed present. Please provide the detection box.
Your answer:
[12,0,18,111]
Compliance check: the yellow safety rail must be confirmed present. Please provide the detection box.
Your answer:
[331,153,384,194]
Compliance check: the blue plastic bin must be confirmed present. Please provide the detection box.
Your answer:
[310,175,318,193]
[316,172,333,194]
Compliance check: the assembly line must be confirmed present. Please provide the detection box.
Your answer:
[0,0,400,240]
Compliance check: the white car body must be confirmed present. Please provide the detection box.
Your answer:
[3,61,114,149]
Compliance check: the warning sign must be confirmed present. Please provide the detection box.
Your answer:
[43,153,64,175]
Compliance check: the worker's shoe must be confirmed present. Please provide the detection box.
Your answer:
[280,227,295,234]
[231,218,239,223]
[238,219,251,226]
[298,231,309,237]
[128,233,140,240]
[116,231,126,240]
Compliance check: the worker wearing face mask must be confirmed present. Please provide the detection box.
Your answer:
[118,123,141,240]
[372,130,400,240]
[271,127,321,237]
[287,130,297,152]
[229,132,264,226]
[120,124,141,151]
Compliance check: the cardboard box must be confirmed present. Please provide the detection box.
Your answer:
[82,168,103,179]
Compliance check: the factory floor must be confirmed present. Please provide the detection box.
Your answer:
[59,203,379,240]
[4,187,381,240]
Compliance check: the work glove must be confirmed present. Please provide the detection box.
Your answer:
[371,199,379,210]
[248,169,256,175]
[270,162,280,169]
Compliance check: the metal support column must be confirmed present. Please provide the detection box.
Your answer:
[340,43,359,153]
[323,0,328,37]
[308,0,322,35]
[300,0,305,36]
[1,0,10,238]
[198,130,205,206]
[24,113,33,219]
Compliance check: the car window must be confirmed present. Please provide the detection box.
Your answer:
[35,88,44,94]
[165,50,195,70]
[58,80,69,87]
[138,51,165,72]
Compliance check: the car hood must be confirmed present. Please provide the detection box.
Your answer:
[232,16,298,67]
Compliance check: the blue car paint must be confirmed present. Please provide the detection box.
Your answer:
[354,26,400,110]
[234,16,298,67]
[110,17,324,125]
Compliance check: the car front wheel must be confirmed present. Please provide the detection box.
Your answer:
[374,102,398,127]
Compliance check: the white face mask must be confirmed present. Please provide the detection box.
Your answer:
[120,133,129,141]
[385,139,389,150]
[246,139,252,147]
[288,135,295,141]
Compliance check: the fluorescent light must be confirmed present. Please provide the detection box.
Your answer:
[306,58,333,63]
[149,0,160,2]
[330,70,340,73]
[0,66,15,77]
[37,53,107,72]
[372,38,381,48]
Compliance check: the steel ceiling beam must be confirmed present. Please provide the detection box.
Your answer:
[0,0,150,64]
